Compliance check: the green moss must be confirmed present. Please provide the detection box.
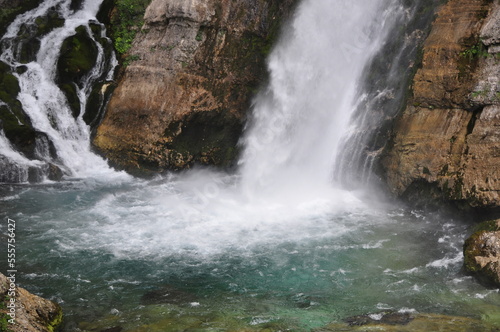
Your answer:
[56,25,100,119]
[57,25,98,82]
[34,10,65,36]
[13,7,65,64]
[123,54,140,66]
[109,0,151,57]
[463,232,489,273]
[471,219,500,234]
[45,303,63,332]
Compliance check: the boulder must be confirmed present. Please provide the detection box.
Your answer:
[0,272,62,332]
[464,219,500,286]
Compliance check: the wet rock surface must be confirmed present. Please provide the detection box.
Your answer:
[382,0,500,210]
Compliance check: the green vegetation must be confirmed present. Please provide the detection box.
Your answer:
[195,29,203,42]
[110,0,151,56]
[0,296,12,332]
[45,303,63,332]
[458,41,487,80]
[470,90,488,98]
[123,54,140,66]
[460,42,488,59]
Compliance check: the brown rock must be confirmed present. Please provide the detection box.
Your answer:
[382,0,500,208]
[464,219,500,286]
[94,0,296,175]
[0,272,62,332]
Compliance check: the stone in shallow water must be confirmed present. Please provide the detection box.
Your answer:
[316,313,500,332]
[100,327,123,332]
[464,219,500,286]
[344,311,413,326]
[140,285,198,305]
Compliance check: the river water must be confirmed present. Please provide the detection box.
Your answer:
[1,0,500,331]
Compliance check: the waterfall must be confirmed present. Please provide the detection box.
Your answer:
[0,0,427,188]
[239,0,403,196]
[334,1,438,188]
[0,0,123,182]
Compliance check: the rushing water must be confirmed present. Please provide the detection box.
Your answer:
[1,0,500,331]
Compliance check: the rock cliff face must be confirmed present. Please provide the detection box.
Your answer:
[382,0,500,209]
[94,0,296,175]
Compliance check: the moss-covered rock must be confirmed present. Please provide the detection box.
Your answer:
[56,25,98,118]
[13,7,65,64]
[464,219,500,286]
[0,60,39,158]
[57,25,98,83]
[0,0,41,37]
[0,272,63,332]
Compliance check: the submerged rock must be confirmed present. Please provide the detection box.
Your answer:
[316,313,500,332]
[140,285,198,305]
[0,272,62,332]
[464,219,500,286]
[94,0,297,175]
[344,311,414,327]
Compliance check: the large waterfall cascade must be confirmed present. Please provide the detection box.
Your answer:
[239,0,403,198]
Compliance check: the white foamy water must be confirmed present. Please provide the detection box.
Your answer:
[44,171,374,259]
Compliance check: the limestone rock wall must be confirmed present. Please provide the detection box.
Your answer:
[94,0,296,175]
[382,0,500,209]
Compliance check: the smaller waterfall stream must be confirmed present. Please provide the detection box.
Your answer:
[0,0,125,182]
